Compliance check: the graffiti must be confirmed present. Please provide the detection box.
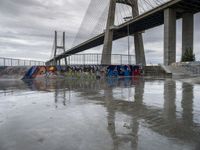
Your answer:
[22,65,142,80]
[106,65,142,77]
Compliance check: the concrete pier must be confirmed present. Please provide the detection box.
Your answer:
[164,8,176,65]
[102,0,146,65]
[132,0,146,66]
[53,31,67,66]
[134,33,146,65]
[182,13,194,56]
[101,0,116,65]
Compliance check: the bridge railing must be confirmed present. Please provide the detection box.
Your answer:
[55,53,135,65]
[0,57,45,67]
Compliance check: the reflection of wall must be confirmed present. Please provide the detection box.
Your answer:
[0,80,27,96]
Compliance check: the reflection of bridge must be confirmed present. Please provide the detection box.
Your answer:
[2,79,198,148]
[47,0,200,66]
[17,78,200,149]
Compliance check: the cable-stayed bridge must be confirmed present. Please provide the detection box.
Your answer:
[46,0,200,66]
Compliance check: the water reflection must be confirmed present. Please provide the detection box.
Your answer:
[105,86,141,149]
[0,78,200,150]
[163,80,176,123]
[182,83,194,126]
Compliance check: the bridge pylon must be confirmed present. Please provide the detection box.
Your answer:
[101,0,146,66]
[53,31,67,66]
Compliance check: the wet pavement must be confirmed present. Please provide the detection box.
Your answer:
[0,78,200,150]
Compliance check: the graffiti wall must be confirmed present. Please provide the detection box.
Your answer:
[22,65,142,80]
[106,65,142,77]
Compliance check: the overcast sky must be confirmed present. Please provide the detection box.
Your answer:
[0,0,199,64]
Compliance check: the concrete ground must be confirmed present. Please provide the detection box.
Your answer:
[0,78,200,150]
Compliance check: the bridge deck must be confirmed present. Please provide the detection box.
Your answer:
[47,0,200,63]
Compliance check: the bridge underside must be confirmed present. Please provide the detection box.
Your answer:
[47,0,200,64]
[116,0,132,6]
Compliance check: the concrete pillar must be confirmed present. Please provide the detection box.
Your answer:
[54,31,57,66]
[182,13,194,56]
[132,0,146,66]
[63,32,68,66]
[134,34,146,65]
[164,8,176,65]
[101,0,116,65]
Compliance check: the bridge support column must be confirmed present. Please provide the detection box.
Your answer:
[53,31,67,66]
[53,31,58,66]
[132,0,146,66]
[134,33,146,65]
[164,8,176,65]
[101,0,116,65]
[182,13,194,57]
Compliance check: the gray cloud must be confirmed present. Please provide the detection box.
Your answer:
[0,0,90,61]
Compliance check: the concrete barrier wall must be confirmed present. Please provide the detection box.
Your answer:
[22,65,142,80]
[143,66,172,77]
[170,62,200,76]
[0,65,175,80]
[0,66,30,80]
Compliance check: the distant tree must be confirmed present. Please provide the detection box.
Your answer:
[181,48,195,62]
